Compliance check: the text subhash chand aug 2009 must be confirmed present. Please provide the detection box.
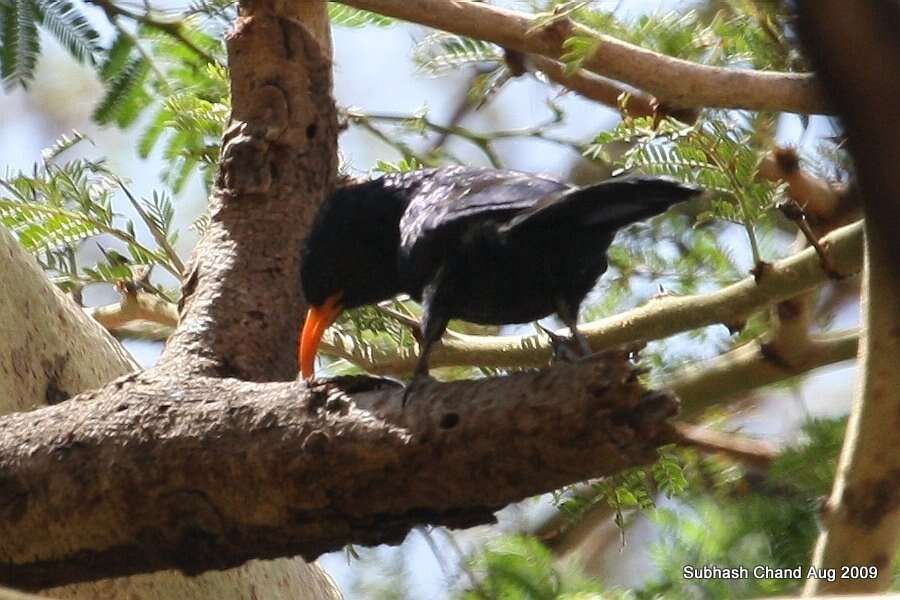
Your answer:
[682,564,879,583]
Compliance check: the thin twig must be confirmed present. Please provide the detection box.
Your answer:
[777,199,842,278]
[87,0,219,66]
[673,421,777,469]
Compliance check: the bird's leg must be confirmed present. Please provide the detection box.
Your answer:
[534,322,580,363]
[403,276,450,406]
[555,300,592,357]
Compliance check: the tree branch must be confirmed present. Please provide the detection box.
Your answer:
[0,0,683,592]
[524,55,699,123]
[673,422,777,469]
[338,0,829,114]
[758,147,845,221]
[321,220,863,373]
[671,330,858,419]
[0,587,50,600]
[0,227,138,414]
[1,213,340,597]
[795,1,900,594]
[0,352,677,590]
[87,291,179,331]
[157,0,339,382]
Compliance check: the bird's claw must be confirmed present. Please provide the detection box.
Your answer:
[536,322,594,363]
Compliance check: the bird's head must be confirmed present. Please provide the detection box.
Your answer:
[299,179,407,378]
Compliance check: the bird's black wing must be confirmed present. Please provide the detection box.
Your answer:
[393,166,571,278]
[498,175,703,237]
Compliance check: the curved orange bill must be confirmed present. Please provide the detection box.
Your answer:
[299,294,343,379]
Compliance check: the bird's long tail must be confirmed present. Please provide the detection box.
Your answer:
[501,176,703,234]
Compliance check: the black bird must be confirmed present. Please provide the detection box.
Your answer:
[299,166,702,383]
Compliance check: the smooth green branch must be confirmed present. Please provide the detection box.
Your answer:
[321,220,863,373]
[671,329,859,418]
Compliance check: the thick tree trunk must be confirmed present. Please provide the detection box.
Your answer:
[796,1,900,594]
[0,227,341,599]
[0,230,136,412]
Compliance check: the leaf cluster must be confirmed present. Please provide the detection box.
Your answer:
[0,133,181,300]
[461,535,605,600]
[328,3,394,28]
[552,0,798,73]
[554,445,689,540]
[464,419,846,599]
[95,25,228,192]
[1,0,99,89]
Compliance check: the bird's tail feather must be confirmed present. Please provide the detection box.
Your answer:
[501,176,703,235]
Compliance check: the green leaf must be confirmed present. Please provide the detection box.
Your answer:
[327,3,393,28]
[141,190,175,238]
[32,0,99,65]
[128,36,228,190]
[374,157,422,173]
[0,0,41,88]
[414,33,501,75]
[41,130,89,162]
[137,108,170,158]
[559,33,599,75]
[99,32,135,82]
[93,55,150,125]
[83,259,133,285]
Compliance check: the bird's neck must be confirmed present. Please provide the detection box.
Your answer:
[338,179,408,308]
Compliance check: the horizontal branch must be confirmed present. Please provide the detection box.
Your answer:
[0,351,676,590]
[671,329,859,418]
[323,220,863,374]
[525,55,699,123]
[339,0,829,113]
[673,422,777,468]
[0,587,46,600]
[87,291,179,331]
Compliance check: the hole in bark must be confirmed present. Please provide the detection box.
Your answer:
[439,413,459,429]
[306,123,318,139]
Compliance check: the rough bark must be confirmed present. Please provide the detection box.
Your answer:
[0,227,136,413]
[0,0,682,592]
[795,1,900,594]
[0,227,341,599]
[0,353,676,590]
[158,0,339,382]
[0,0,341,597]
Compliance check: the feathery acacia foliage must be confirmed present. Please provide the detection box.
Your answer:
[2,0,867,597]
[0,0,99,88]
[327,3,393,28]
[0,134,181,298]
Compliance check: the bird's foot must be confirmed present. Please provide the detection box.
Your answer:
[572,330,592,357]
[535,323,594,363]
[536,323,579,363]
[402,373,437,407]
